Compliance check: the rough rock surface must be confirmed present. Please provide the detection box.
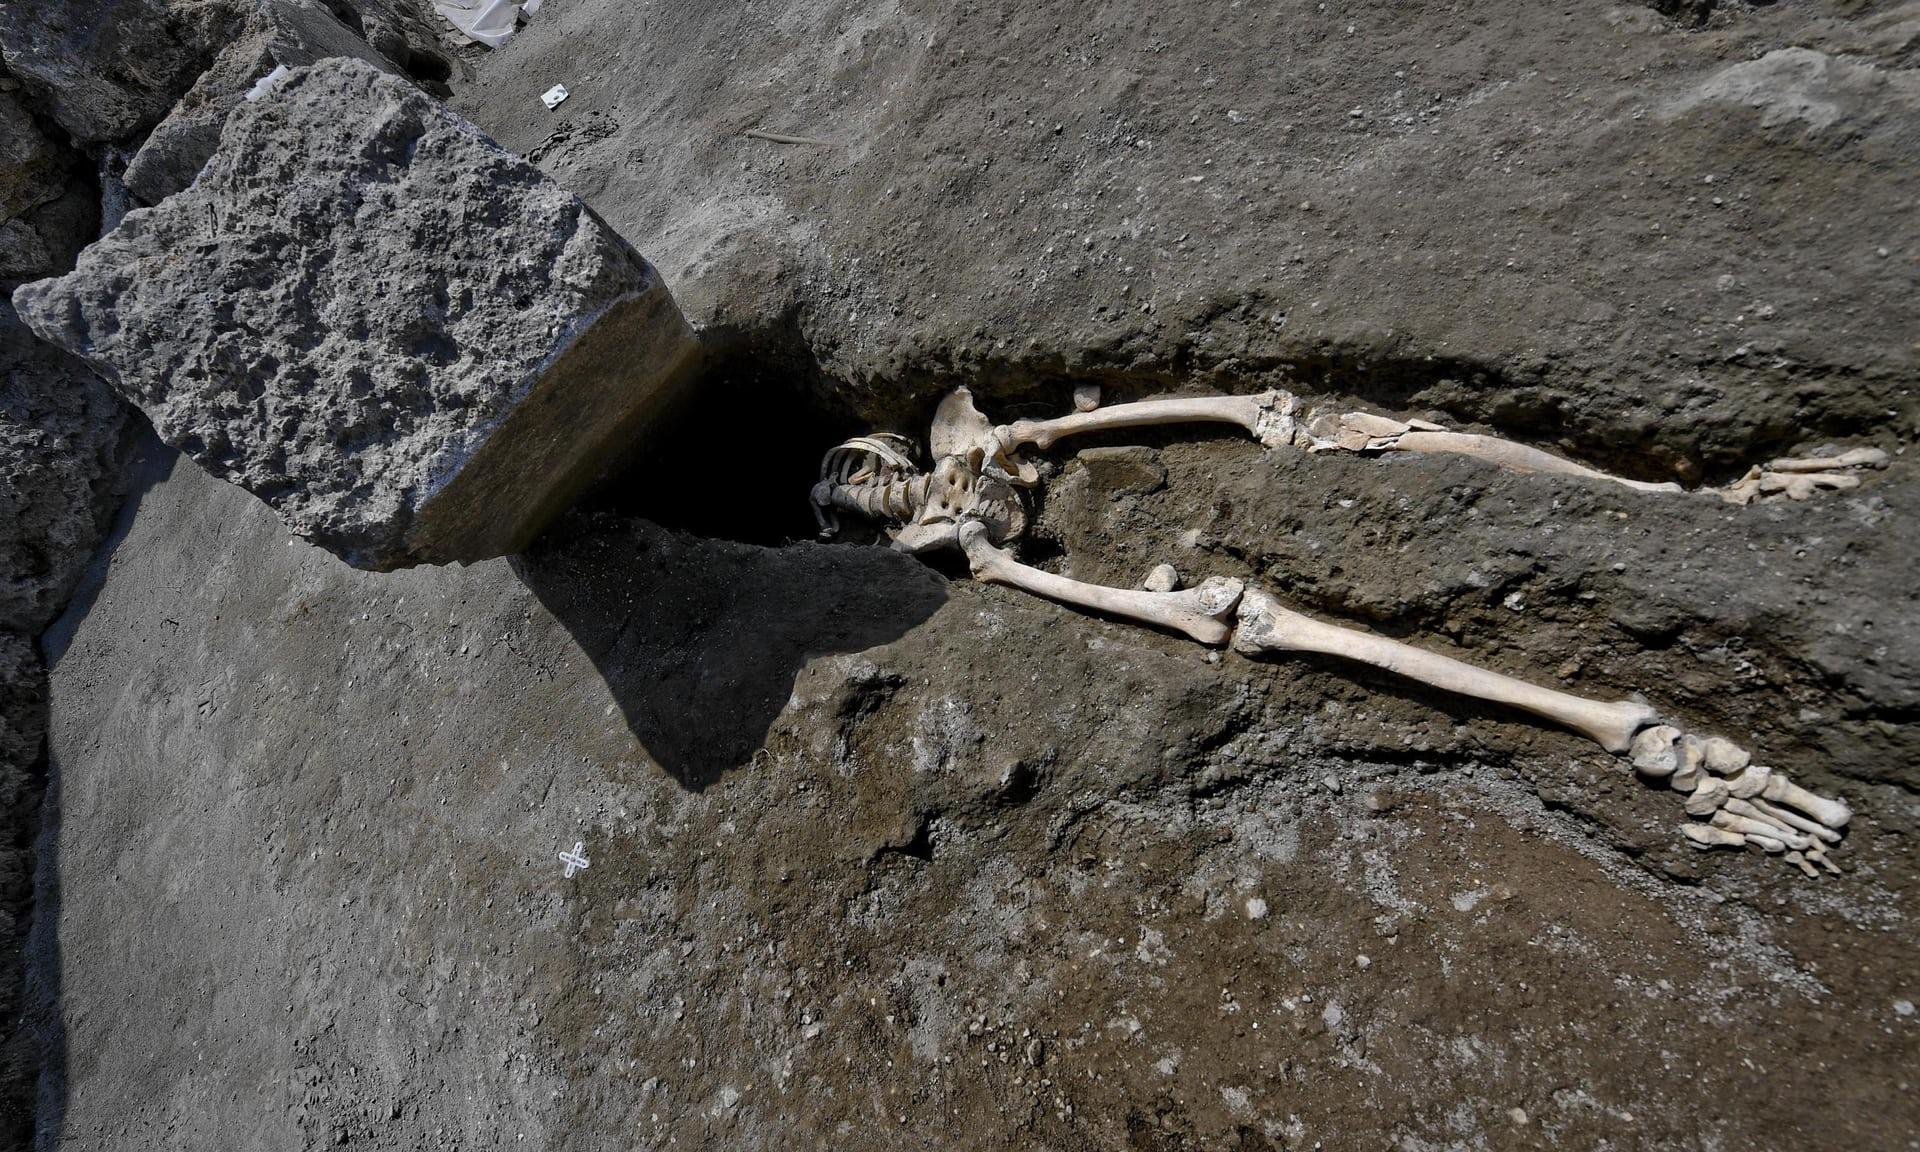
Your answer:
[121,0,405,205]
[0,631,46,1151]
[0,84,97,288]
[0,309,132,635]
[16,59,700,571]
[0,0,225,145]
[0,0,449,151]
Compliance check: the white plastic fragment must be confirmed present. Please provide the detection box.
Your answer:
[541,83,570,110]
[243,64,292,102]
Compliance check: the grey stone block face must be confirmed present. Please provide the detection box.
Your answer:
[13,58,700,571]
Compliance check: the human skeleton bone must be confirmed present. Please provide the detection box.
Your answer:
[811,385,1874,873]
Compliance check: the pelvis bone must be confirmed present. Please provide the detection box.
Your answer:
[810,385,1870,873]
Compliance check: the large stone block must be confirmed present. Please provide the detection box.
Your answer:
[13,58,700,571]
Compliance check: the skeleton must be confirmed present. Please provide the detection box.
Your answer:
[812,385,1885,876]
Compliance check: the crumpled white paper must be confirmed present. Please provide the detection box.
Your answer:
[434,0,534,48]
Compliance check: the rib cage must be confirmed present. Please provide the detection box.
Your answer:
[811,434,930,535]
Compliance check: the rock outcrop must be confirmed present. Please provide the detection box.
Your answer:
[0,83,96,287]
[121,0,405,205]
[0,0,226,146]
[16,59,701,571]
[0,310,132,634]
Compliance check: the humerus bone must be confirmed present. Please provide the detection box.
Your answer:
[1230,589,1657,752]
[958,523,1243,646]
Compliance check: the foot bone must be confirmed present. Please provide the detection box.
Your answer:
[1717,447,1889,505]
[1628,725,1849,874]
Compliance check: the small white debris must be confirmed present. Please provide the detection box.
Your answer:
[1896,999,1915,1017]
[1244,897,1269,920]
[1508,1107,1530,1126]
[541,83,570,110]
[242,64,291,102]
[1355,954,1371,970]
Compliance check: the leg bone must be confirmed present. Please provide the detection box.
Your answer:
[957,522,1244,646]
[990,390,1300,467]
[1304,412,1685,495]
[1229,589,1656,752]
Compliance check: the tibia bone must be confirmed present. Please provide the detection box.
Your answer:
[1303,411,1684,495]
[1229,589,1657,752]
[957,522,1244,646]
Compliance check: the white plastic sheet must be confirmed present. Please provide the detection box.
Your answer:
[433,0,524,48]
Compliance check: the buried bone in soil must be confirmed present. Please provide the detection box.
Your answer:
[812,385,1880,877]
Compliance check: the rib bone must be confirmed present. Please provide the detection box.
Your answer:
[1230,589,1656,752]
[957,523,1244,646]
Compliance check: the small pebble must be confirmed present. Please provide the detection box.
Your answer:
[1896,999,1915,1017]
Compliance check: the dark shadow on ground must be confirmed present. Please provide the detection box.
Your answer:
[513,510,948,790]
[27,435,176,1151]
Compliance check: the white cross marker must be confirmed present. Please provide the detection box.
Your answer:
[559,841,590,878]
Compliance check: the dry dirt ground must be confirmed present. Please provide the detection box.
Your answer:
[24,2,1920,1151]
